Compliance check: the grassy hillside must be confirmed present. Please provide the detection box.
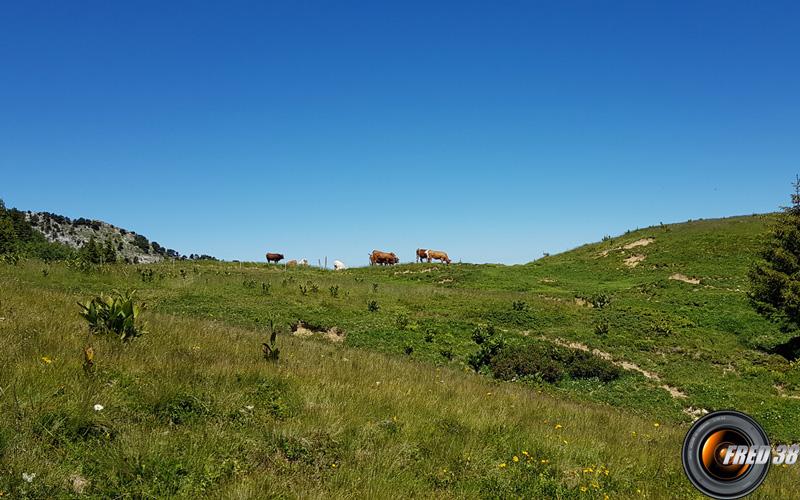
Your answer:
[3,213,800,497]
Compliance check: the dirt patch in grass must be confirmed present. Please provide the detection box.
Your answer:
[623,254,646,268]
[292,321,346,343]
[597,238,654,258]
[683,407,709,420]
[669,273,701,285]
[623,238,655,250]
[774,384,800,400]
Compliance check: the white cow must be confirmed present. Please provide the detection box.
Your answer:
[333,260,346,271]
[298,258,308,266]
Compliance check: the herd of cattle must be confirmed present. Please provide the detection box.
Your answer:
[264,248,451,269]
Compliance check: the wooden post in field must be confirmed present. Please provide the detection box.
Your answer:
[324,256,327,269]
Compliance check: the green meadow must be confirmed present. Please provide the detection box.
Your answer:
[3,213,800,498]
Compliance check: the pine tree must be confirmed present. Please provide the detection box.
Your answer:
[749,176,800,340]
[0,216,17,254]
[103,239,118,264]
[81,236,102,264]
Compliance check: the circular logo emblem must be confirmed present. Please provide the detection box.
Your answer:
[682,410,771,499]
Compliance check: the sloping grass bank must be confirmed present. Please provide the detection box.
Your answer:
[2,278,799,498]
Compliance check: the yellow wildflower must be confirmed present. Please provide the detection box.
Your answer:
[41,356,52,364]
[554,424,563,429]
[498,462,507,468]
[513,456,519,462]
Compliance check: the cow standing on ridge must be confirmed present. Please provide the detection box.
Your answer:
[266,252,284,263]
[370,250,399,266]
[426,250,451,264]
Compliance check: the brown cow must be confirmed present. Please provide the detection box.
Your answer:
[266,252,284,263]
[415,248,428,263]
[426,250,451,264]
[370,250,400,266]
[286,259,297,267]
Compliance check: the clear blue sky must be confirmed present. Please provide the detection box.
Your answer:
[1,1,798,265]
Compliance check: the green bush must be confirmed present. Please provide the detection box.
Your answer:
[471,323,496,345]
[588,293,611,309]
[1,253,20,265]
[395,313,409,329]
[490,344,565,383]
[564,350,621,382]
[594,321,610,336]
[78,291,146,341]
[487,342,621,383]
[467,324,505,372]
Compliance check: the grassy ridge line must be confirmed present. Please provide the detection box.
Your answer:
[1,279,799,498]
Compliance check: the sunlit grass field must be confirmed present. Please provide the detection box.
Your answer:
[3,213,800,497]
